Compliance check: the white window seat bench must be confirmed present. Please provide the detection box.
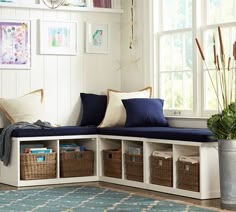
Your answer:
[0,126,219,200]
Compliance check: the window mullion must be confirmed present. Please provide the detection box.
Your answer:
[171,72,174,109]
[159,0,163,32]
[193,0,201,117]
[183,34,186,110]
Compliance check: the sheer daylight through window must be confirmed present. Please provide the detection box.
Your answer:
[155,0,236,117]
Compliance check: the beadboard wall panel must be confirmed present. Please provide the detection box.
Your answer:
[16,71,31,97]
[0,7,121,126]
[58,57,71,125]
[69,12,84,125]
[43,56,58,124]
[83,12,121,93]
[120,0,145,91]
[2,71,16,98]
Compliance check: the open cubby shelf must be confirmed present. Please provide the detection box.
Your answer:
[0,134,219,200]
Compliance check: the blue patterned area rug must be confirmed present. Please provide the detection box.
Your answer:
[0,185,219,212]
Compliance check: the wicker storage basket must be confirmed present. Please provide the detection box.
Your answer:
[151,155,173,187]
[103,150,122,178]
[177,160,200,192]
[60,150,94,177]
[20,152,56,180]
[125,153,143,182]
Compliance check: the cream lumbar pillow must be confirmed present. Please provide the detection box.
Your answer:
[0,89,45,124]
[99,87,152,127]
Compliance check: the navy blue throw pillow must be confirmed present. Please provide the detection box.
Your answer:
[80,93,107,126]
[122,98,168,127]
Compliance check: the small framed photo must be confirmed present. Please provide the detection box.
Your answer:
[0,20,31,69]
[39,20,77,55]
[86,22,108,54]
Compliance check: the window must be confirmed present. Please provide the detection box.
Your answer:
[154,0,236,117]
[202,0,236,115]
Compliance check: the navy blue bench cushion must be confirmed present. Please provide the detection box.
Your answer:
[11,126,98,137]
[98,127,215,142]
[7,125,215,142]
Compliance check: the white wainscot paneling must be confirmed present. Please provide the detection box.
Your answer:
[43,56,58,124]
[84,54,121,93]
[29,10,44,90]
[1,8,16,19]
[15,8,30,19]
[83,17,121,93]
[69,55,84,125]
[0,7,121,126]
[56,11,70,20]
[57,57,71,125]
[1,70,17,98]
[16,71,30,96]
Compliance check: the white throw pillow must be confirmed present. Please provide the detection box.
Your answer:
[0,89,45,124]
[99,87,152,127]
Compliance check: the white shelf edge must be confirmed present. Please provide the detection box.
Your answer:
[0,3,124,14]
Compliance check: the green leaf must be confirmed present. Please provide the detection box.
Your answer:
[207,102,236,139]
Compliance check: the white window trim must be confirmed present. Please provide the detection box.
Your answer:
[156,0,197,117]
[144,0,236,119]
[142,0,155,94]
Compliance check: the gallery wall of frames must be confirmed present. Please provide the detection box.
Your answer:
[0,0,122,126]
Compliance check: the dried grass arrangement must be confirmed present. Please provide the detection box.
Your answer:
[196,26,236,139]
[196,26,236,110]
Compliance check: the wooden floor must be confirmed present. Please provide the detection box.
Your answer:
[0,181,228,211]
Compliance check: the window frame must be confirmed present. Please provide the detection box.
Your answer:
[151,0,236,118]
[155,0,198,117]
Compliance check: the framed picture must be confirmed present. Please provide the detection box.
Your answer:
[39,20,77,55]
[86,22,108,54]
[0,20,31,69]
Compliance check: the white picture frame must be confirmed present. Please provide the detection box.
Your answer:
[0,19,31,69]
[86,22,108,54]
[39,20,77,55]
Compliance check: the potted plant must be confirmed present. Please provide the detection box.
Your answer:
[196,27,236,210]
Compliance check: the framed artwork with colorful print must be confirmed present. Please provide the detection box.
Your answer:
[0,20,31,69]
[86,22,108,54]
